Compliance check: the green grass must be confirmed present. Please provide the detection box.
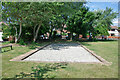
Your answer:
[2,41,118,78]
[53,41,118,78]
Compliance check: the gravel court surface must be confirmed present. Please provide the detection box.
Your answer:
[24,43,100,62]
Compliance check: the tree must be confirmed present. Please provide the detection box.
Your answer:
[66,6,117,41]
[24,2,69,42]
[66,6,91,40]
[48,14,67,39]
[2,2,30,42]
[47,2,85,40]
[2,2,66,42]
[2,23,10,40]
[2,2,116,43]
[92,7,117,40]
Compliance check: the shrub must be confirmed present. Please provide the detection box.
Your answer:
[10,40,15,43]
[18,39,26,45]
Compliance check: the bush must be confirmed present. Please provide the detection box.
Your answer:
[10,40,15,43]
[18,39,26,45]
[2,35,8,40]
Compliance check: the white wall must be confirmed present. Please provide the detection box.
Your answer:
[0,32,3,41]
[108,29,119,36]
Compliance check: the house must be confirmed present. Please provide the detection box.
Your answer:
[107,26,120,39]
[0,22,3,42]
[0,21,9,42]
[0,30,3,42]
[108,26,119,36]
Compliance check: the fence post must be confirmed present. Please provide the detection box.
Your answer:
[11,45,13,50]
[0,47,1,53]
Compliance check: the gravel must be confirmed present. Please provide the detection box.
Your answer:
[24,43,100,62]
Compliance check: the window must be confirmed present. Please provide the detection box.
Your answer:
[111,33,115,36]
[111,29,115,31]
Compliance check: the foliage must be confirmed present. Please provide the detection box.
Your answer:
[92,7,117,36]
[66,6,95,38]
[2,2,117,42]
[2,23,10,39]
[66,7,117,40]
[2,2,30,42]
[18,39,26,45]
[0,2,1,22]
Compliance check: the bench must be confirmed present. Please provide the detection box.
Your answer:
[0,45,13,53]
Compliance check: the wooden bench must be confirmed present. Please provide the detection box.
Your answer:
[0,45,13,53]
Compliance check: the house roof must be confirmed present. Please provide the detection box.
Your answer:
[110,26,118,29]
[0,21,8,26]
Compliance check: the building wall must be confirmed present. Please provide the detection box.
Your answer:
[108,29,119,36]
[0,32,3,41]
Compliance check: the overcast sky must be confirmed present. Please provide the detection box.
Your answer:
[85,2,119,27]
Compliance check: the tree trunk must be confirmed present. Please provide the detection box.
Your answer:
[61,24,64,35]
[33,24,37,37]
[16,21,22,43]
[92,33,96,41]
[49,28,53,40]
[70,32,73,41]
[75,33,79,40]
[82,33,87,38]
[33,24,41,42]
[60,30,63,35]
[14,26,18,43]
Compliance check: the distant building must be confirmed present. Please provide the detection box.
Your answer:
[0,21,8,42]
[0,30,3,42]
[0,21,8,26]
[108,26,119,36]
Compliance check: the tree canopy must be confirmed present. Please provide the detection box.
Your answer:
[2,2,117,42]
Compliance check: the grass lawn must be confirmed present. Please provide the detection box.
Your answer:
[2,40,118,78]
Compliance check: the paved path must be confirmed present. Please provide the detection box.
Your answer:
[24,43,100,62]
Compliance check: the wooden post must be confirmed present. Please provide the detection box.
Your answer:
[0,47,1,53]
[11,45,13,50]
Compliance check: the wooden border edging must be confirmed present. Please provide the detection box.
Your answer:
[77,42,112,66]
[10,41,111,65]
[10,42,52,61]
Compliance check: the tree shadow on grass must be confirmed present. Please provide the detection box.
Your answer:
[80,42,91,46]
[78,39,117,42]
[13,63,68,79]
[79,39,117,46]
[95,39,117,42]
[43,43,80,50]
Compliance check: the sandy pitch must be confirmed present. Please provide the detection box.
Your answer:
[24,43,100,62]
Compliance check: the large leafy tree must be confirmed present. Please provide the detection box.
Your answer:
[92,7,117,39]
[66,6,117,40]
[48,14,68,39]
[66,6,93,40]
[2,1,116,43]
[2,2,30,42]
[24,2,58,42]
[2,2,66,42]
[48,2,86,40]
[21,2,74,42]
